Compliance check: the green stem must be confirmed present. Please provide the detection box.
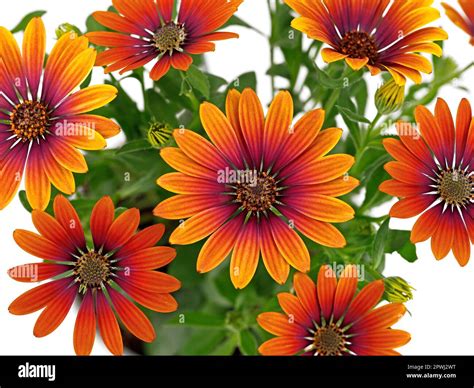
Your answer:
[352,112,383,177]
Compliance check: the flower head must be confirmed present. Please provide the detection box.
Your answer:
[442,1,474,45]
[0,18,119,210]
[154,88,358,288]
[380,98,474,266]
[285,0,448,85]
[258,265,411,356]
[8,195,180,355]
[87,0,242,81]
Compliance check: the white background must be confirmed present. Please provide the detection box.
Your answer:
[0,0,472,355]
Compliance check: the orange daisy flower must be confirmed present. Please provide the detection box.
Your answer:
[442,1,474,45]
[285,0,448,85]
[0,18,119,211]
[8,195,180,355]
[87,0,242,81]
[380,98,474,266]
[258,265,411,356]
[154,88,358,289]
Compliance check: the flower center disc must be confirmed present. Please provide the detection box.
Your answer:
[236,172,277,213]
[75,251,111,289]
[314,324,346,356]
[438,169,473,206]
[153,22,187,53]
[340,31,379,63]
[10,100,49,142]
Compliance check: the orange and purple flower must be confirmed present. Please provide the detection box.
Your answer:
[154,88,358,288]
[0,18,119,210]
[258,265,410,356]
[87,0,242,80]
[9,195,180,355]
[380,98,474,266]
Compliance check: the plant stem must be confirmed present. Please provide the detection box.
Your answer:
[352,112,383,176]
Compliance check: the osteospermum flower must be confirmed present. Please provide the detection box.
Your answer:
[87,0,242,81]
[0,18,119,211]
[154,88,358,288]
[380,98,474,266]
[258,265,410,356]
[442,1,474,45]
[285,0,448,85]
[8,195,180,355]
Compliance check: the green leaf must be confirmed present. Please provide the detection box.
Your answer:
[239,329,259,356]
[11,11,46,33]
[116,139,154,156]
[385,229,418,262]
[166,312,226,327]
[371,218,390,269]
[186,65,211,99]
[225,15,263,35]
[18,191,33,213]
[228,72,257,92]
[337,105,371,124]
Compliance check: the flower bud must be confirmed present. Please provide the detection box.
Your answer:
[375,79,405,115]
[55,23,82,40]
[147,122,172,148]
[384,276,414,303]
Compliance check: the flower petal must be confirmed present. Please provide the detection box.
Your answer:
[73,291,96,355]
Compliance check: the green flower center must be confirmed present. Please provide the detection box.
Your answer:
[438,169,472,206]
[153,22,187,53]
[75,251,111,290]
[340,31,379,64]
[10,100,49,142]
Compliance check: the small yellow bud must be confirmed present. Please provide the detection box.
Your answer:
[375,79,405,115]
[147,122,172,148]
[55,23,82,40]
[384,276,414,303]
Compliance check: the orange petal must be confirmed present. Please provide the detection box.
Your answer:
[317,265,337,318]
[173,128,227,170]
[117,280,178,313]
[157,172,223,194]
[117,224,166,257]
[258,337,307,356]
[263,91,294,165]
[31,209,74,251]
[257,312,307,337]
[22,17,46,99]
[238,88,264,166]
[108,288,156,343]
[277,292,313,328]
[103,208,140,251]
[352,329,411,349]
[270,216,310,272]
[411,203,443,243]
[170,52,193,71]
[119,246,176,270]
[160,147,217,180]
[25,145,51,211]
[230,219,260,289]
[150,55,171,81]
[122,271,181,293]
[431,212,454,260]
[389,195,436,219]
[96,291,123,355]
[46,137,88,174]
[53,195,86,248]
[73,291,96,355]
[196,215,242,273]
[345,57,369,70]
[452,211,471,266]
[351,303,407,334]
[13,230,69,261]
[281,207,347,248]
[285,194,355,223]
[153,194,227,219]
[34,284,77,337]
[169,205,235,245]
[54,85,117,117]
[90,196,115,249]
[332,265,359,320]
[379,179,427,198]
[321,47,347,63]
[260,218,290,285]
[343,280,384,325]
[294,272,320,323]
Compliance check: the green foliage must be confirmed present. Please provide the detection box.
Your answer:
[11,10,46,33]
